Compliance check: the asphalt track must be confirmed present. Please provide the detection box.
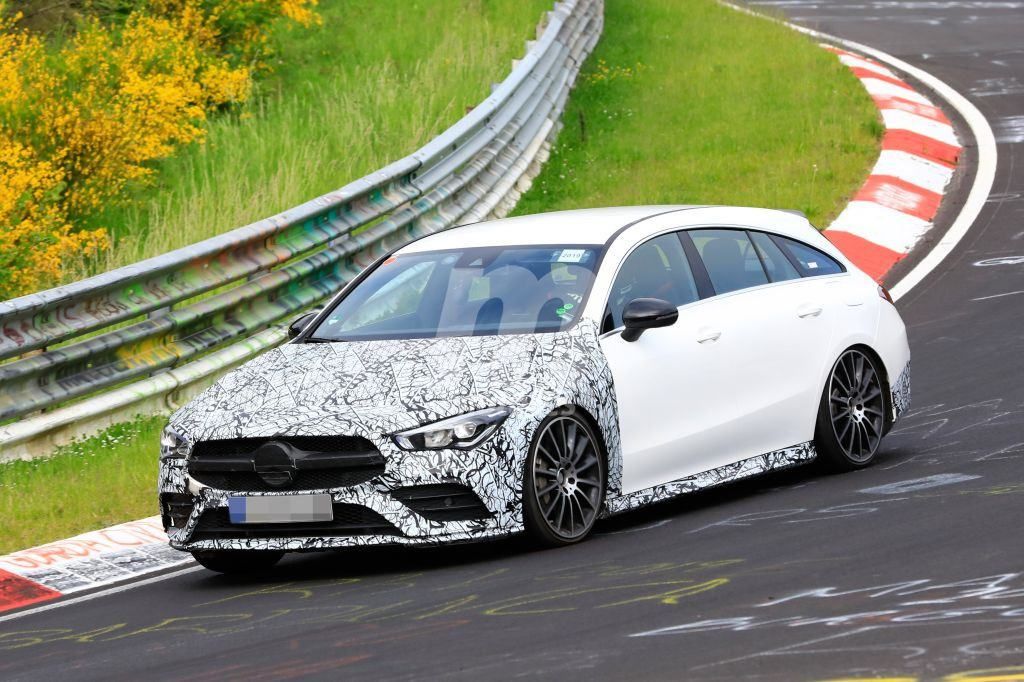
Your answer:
[1,2,1022,679]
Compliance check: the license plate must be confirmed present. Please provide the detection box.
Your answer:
[228,495,333,524]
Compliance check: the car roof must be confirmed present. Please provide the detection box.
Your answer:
[395,205,817,254]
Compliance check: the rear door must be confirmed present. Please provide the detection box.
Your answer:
[680,228,838,465]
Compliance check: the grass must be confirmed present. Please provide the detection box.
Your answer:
[74,0,550,279]
[0,416,164,554]
[512,0,881,226]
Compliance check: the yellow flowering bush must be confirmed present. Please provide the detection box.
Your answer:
[0,0,319,299]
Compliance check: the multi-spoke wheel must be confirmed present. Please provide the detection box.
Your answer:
[523,411,606,546]
[815,348,888,470]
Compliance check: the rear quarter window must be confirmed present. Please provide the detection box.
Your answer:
[773,236,846,277]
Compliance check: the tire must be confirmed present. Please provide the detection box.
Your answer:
[523,409,606,547]
[815,348,888,471]
[191,549,284,574]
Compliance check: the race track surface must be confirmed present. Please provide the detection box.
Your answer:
[1,2,1022,679]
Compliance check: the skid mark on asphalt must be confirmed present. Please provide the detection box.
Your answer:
[630,573,1024,673]
[859,473,981,494]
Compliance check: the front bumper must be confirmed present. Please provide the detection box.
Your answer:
[158,428,529,553]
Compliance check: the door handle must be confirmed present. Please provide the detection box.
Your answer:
[797,304,823,318]
[696,328,721,343]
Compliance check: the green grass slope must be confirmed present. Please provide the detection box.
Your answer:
[513,0,880,225]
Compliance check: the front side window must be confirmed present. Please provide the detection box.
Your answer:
[309,245,602,341]
[604,233,699,330]
[774,236,846,276]
[689,229,769,295]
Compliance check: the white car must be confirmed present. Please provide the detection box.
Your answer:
[159,206,911,573]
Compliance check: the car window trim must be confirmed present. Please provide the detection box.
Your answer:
[676,231,716,299]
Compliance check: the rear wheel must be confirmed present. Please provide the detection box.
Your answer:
[523,411,606,546]
[815,348,887,471]
[191,549,284,574]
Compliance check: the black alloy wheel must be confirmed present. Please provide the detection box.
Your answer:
[524,411,606,546]
[815,348,888,470]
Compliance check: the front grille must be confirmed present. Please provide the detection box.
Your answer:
[188,435,385,492]
[391,484,492,522]
[192,435,372,458]
[189,503,401,541]
[161,493,194,530]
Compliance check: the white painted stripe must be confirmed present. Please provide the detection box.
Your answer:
[838,54,896,78]
[872,150,954,194]
[861,77,933,105]
[828,201,932,254]
[881,109,960,146]
[0,565,203,625]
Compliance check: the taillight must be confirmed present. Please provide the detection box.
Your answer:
[877,284,894,305]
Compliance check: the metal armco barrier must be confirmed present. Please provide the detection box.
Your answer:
[0,0,603,460]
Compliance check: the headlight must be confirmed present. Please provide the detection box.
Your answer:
[160,426,191,460]
[392,407,511,451]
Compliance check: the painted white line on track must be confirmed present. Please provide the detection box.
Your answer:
[859,473,981,495]
[720,0,998,301]
[971,289,1024,301]
[0,565,204,625]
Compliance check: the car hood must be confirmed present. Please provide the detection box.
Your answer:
[170,325,599,441]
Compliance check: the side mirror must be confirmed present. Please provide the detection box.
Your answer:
[288,310,320,340]
[621,298,678,342]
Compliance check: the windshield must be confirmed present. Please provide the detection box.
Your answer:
[308,245,602,341]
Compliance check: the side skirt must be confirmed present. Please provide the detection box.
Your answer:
[602,441,817,515]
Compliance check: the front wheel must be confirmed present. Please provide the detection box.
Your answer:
[191,549,284,574]
[815,348,888,471]
[523,410,606,547]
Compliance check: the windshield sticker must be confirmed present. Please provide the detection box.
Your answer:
[807,261,819,269]
[556,249,587,264]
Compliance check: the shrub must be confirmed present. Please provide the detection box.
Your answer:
[0,0,319,299]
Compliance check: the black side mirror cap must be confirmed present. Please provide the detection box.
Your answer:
[288,310,320,340]
[621,297,678,342]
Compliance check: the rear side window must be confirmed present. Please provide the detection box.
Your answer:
[774,236,846,276]
[750,231,801,283]
[604,233,699,330]
[689,229,768,295]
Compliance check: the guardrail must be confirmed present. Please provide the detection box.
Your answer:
[0,0,603,460]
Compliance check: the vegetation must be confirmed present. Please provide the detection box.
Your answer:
[76,0,550,279]
[0,416,164,554]
[0,0,321,299]
[513,0,880,226]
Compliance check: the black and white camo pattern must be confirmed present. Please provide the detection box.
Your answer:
[605,442,817,514]
[160,326,908,553]
[891,361,911,420]
[161,320,624,552]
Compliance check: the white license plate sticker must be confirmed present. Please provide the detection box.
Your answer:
[228,495,333,524]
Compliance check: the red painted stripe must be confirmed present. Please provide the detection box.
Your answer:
[883,129,960,167]
[855,175,943,221]
[871,94,950,124]
[0,569,61,613]
[850,67,913,90]
[826,231,905,282]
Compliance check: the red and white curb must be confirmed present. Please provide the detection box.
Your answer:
[822,45,962,281]
[0,517,188,614]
